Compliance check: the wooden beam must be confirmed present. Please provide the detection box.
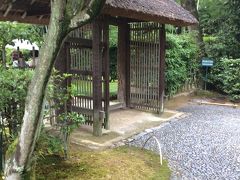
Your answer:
[27,8,50,16]
[65,37,92,48]
[104,15,140,26]
[0,14,49,25]
[39,15,43,20]
[117,22,130,107]
[125,24,131,107]
[3,4,12,17]
[102,20,110,129]
[21,11,27,19]
[117,22,126,106]
[159,24,166,113]
[92,20,103,137]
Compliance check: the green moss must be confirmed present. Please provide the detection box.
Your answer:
[36,146,171,180]
[6,138,19,159]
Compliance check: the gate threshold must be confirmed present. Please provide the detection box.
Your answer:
[70,108,184,150]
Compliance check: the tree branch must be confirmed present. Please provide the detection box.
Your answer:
[69,0,106,31]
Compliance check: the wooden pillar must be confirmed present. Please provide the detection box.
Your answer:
[117,22,130,107]
[159,24,166,113]
[103,20,110,130]
[53,42,69,125]
[125,25,131,107]
[92,20,103,136]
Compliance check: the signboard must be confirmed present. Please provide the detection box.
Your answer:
[202,58,214,67]
[201,58,214,90]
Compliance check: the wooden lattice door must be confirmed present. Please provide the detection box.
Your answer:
[66,22,109,129]
[129,22,165,113]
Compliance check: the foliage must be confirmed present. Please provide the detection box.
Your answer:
[165,33,199,96]
[108,27,199,97]
[35,129,64,157]
[0,22,44,47]
[209,58,240,101]
[199,0,240,59]
[0,22,44,66]
[109,25,118,47]
[109,47,117,81]
[0,68,32,172]
[46,69,85,158]
[4,1,106,178]
[109,26,118,82]
[0,68,33,136]
[198,0,227,35]
[203,36,227,59]
[59,112,84,134]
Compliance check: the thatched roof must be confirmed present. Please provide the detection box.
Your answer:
[0,0,50,25]
[104,0,197,26]
[0,0,197,26]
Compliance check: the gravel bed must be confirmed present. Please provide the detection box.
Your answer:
[128,104,240,180]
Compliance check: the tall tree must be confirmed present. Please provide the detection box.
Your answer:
[4,0,105,179]
[219,0,240,58]
[180,0,205,57]
[199,0,240,58]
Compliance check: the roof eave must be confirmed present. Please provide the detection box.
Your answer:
[102,5,198,26]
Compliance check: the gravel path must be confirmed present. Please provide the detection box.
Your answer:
[129,104,240,180]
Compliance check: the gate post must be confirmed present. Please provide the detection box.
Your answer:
[159,24,166,113]
[103,20,110,130]
[117,22,130,107]
[92,20,103,136]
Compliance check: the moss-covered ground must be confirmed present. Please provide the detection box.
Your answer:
[36,146,171,180]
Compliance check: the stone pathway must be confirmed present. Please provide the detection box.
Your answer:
[129,104,240,180]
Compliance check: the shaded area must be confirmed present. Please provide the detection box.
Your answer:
[36,147,171,180]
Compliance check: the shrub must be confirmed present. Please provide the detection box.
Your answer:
[0,68,33,136]
[109,46,117,82]
[0,68,32,171]
[209,58,240,101]
[107,32,199,97]
[165,33,199,97]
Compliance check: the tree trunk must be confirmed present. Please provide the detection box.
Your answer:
[181,0,206,57]
[4,0,105,179]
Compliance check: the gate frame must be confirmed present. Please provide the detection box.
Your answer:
[118,22,166,114]
[55,16,166,137]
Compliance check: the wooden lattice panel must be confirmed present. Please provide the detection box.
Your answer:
[68,24,94,125]
[67,22,109,128]
[129,22,162,113]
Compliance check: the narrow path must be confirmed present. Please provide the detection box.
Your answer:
[130,104,240,179]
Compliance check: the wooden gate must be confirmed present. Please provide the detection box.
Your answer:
[129,22,165,113]
[65,21,109,129]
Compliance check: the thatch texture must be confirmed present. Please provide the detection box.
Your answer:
[0,0,50,25]
[0,0,197,26]
[104,0,198,26]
